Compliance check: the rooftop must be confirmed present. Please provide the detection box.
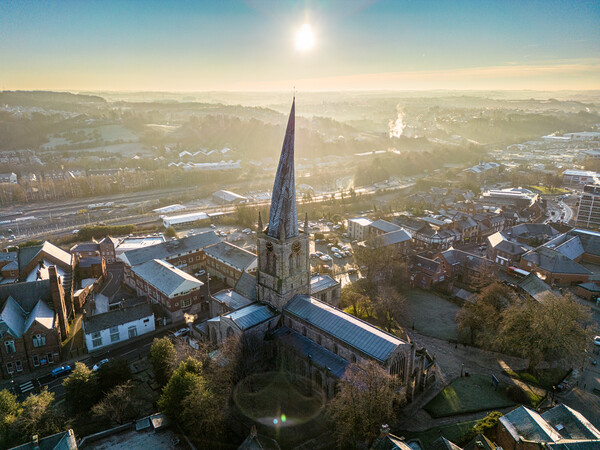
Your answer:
[132,259,203,297]
[84,302,154,334]
[284,295,406,363]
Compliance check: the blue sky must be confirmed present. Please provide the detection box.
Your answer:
[1,0,598,90]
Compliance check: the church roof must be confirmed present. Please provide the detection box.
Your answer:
[267,99,298,240]
[284,295,406,363]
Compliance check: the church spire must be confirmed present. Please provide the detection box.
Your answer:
[267,98,298,239]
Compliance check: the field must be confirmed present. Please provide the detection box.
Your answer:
[425,374,515,418]
[401,289,461,341]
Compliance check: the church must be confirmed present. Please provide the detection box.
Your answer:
[205,99,435,402]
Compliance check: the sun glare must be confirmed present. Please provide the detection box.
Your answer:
[295,24,314,51]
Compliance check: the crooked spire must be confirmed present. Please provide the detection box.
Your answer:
[267,98,298,240]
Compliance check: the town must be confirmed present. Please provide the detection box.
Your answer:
[2,1,600,449]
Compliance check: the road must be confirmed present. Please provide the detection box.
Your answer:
[11,327,173,401]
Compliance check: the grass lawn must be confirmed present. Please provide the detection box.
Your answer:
[399,419,479,448]
[504,368,570,391]
[425,374,515,418]
[402,289,460,341]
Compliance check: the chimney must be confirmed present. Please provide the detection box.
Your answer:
[48,266,68,338]
[379,424,390,437]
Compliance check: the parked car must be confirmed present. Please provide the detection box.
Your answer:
[92,358,109,372]
[173,328,189,337]
[51,365,72,378]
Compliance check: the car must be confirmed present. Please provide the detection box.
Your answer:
[593,336,600,346]
[173,328,189,337]
[51,365,72,378]
[92,358,109,372]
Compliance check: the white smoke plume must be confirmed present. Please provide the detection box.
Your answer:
[388,108,406,138]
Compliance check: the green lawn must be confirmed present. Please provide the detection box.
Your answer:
[399,420,479,448]
[425,374,515,418]
[504,368,570,391]
[402,289,460,341]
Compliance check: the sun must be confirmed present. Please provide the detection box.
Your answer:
[295,24,314,51]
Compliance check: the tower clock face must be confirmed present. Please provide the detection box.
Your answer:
[266,242,273,252]
[292,241,301,253]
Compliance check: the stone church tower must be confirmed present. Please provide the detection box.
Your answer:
[257,99,311,311]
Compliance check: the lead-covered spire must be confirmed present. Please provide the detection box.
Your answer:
[267,99,298,239]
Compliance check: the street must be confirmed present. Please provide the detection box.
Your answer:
[8,327,173,402]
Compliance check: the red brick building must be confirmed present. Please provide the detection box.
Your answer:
[0,267,68,378]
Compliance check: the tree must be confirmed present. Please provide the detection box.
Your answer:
[0,389,21,448]
[63,362,100,414]
[14,389,64,444]
[456,282,511,345]
[373,286,406,333]
[328,361,396,448]
[150,336,177,386]
[92,381,142,425]
[158,357,204,421]
[496,293,594,370]
[97,358,132,394]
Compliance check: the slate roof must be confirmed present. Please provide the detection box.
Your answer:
[378,229,412,246]
[71,242,100,253]
[132,259,203,297]
[310,274,339,295]
[517,273,556,302]
[204,241,256,271]
[234,271,257,301]
[267,99,298,240]
[84,302,154,334]
[272,327,349,378]
[0,251,17,263]
[18,241,72,271]
[541,403,600,440]
[411,255,440,273]
[370,219,402,234]
[284,295,406,363]
[487,232,529,256]
[499,405,562,443]
[223,303,277,331]
[212,289,254,311]
[119,231,220,266]
[0,279,52,311]
[522,247,592,275]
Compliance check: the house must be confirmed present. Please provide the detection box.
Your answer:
[0,172,18,184]
[436,249,496,291]
[77,256,107,280]
[130,259,206,321]
[347,217,373,240]
[409,254,446,289]
[0,268,68,379]
[204,241,257,287]
[83,301,155,351]
[497,404,600,450]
